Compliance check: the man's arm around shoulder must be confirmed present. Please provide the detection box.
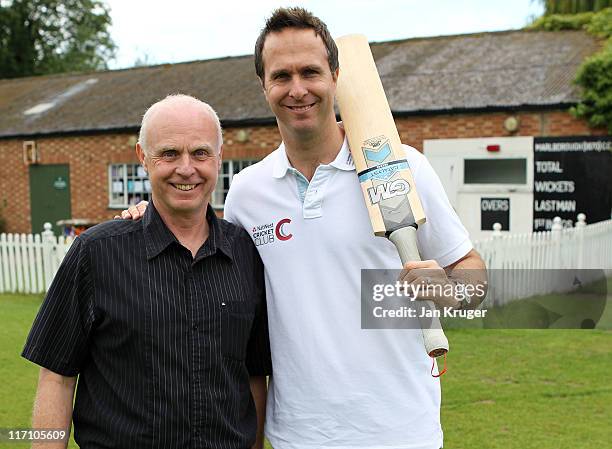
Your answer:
[31,368,76,449]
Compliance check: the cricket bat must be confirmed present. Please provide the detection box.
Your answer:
[335,34,449,359]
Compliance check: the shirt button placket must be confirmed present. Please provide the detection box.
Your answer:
[185,270,193,335]
[303,167,327,218]
[186,267,201,442]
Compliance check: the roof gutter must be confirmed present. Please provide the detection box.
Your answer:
[0,103,578,140]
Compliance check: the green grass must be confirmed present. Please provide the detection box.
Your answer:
[0,293,76,448]
[2,294,611,449]
[443,276,612,330]
[441,329,611,449]
[0,295,43,423]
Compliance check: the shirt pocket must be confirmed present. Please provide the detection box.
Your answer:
[221,301,255,361]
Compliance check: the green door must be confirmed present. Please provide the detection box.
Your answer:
[29,165,71,235]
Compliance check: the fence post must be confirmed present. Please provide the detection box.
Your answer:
[492,222,503,238]
[7,234,16,292]
[0,233,4,293]
[26,233,36,293]
[15,233,25,293]
[33,233,44,293]
[41,223,56,291]
[551,216,563,270]
[489,223,504,304]
[41,223,55,242]
[575,213,586,269]
[491,222,504,269]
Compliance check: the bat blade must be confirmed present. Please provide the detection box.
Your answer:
[335,34,449,359]
[335,34,425,237]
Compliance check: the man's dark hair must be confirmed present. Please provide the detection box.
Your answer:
[254,7,339,82]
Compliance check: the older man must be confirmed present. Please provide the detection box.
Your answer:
[23,94,271,449]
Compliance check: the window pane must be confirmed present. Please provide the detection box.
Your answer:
[464,159,527,184]
[236,160,255,173]
[109,163,151,207]
[210,159,260,207]
[111,165,123,178]
[212,188,224,207]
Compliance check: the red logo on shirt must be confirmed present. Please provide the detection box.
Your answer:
[251,218,294,246]
[275,218,293,241]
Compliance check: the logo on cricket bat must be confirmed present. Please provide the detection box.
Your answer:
[360,135,412,203]
[362,135,392,165]
[367,179,411,204]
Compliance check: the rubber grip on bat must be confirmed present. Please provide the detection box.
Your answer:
[388,226,449,358]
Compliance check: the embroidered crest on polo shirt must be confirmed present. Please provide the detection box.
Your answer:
[251,218,293,246]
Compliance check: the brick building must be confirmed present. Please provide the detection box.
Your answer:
[0,29,607,234]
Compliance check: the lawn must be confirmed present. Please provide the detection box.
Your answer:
[442,276,612,330]
[2,294,610,449]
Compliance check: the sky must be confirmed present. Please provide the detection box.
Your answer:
[106,0,545,69]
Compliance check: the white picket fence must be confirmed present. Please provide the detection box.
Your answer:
[0,223,73,294]
[1,215,611,297]
[474,214,612,305]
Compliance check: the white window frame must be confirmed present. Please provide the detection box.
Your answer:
[108,163,152,208]
[212,160,258,208]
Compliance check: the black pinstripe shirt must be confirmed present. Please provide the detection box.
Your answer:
[22,203,272,449]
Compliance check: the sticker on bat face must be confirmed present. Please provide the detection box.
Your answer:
[360,135,407,181]
[367,179,411,204]
[357,160,410,182]
[362,135,392,164]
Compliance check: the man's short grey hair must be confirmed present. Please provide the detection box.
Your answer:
[138,94,223,154]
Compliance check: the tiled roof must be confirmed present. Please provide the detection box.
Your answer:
[0,30,600,138]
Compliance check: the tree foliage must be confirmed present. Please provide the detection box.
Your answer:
[570,7,612,131]
[584,5,612,36]
[527,11,595,30]
[539,0,611,15]
[0,0,116,79]
[529,7,612,132]
[570,8,612,132]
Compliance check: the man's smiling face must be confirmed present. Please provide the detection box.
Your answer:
[137,98,222,219]
[261,28,338,139]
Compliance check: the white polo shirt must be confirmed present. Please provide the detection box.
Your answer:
[224,136,472,449]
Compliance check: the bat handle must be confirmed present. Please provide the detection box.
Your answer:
[388,226,449,358]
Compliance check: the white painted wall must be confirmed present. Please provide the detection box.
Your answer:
[424,136,534,241]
